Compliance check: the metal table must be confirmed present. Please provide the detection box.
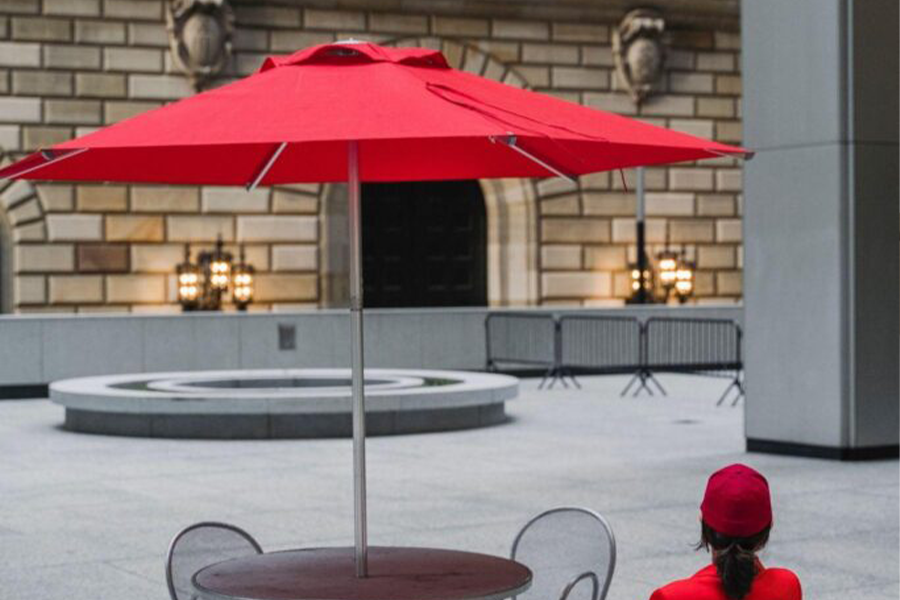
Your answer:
[192,546,532,600]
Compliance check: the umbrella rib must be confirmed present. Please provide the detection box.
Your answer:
[491,135,577,183]
[8,148,89,179]
[705,147,756,160]
[246,142,288,191]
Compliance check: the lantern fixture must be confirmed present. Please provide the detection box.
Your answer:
[657,249,679,291]
[674,259,695,303]
[176,246,201,310]
[232,246,255,311]
[176,235,255,312]
[629,264,654,295]
[625,243,698,304]
[655,244,696,304]
[201,236,233,294]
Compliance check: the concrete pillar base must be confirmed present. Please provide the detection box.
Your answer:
[747,439,899,461]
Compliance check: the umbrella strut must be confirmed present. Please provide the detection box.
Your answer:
[247,142,287,191]
[490,135,576,183]
[347,140,368,577]
[10,147,89,179]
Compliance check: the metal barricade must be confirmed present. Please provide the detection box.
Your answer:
[643,317,744,405]
[485,312,559,388]
[558,315,642,389]
[485,312,744,405]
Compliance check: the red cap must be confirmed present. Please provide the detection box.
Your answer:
[700,464,772,537]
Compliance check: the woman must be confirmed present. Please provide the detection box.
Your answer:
[650,464,801,600]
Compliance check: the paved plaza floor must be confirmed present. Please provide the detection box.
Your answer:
[0,374,897,600]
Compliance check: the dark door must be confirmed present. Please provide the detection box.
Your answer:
[362,180,487,308]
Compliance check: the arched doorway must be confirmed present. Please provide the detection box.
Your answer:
[361,181,486,308]
[318,38,541,309]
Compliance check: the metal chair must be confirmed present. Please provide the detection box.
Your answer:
[166,522,263,600]
[511,507,616,600]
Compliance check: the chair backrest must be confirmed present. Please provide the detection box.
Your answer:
[511,507,616,600]
[166,522,263,600]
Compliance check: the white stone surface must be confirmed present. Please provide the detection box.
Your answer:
[0,374,895,600]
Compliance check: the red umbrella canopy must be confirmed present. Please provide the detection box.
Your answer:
[0,41,748,185]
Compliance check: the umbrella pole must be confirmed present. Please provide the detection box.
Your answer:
[347,140,368,577]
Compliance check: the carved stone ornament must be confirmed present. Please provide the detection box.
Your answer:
[613,8,667,105]
[166,0,235,91]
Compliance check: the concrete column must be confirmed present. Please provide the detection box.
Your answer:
[742,0,899,459]
[0,209,11,313]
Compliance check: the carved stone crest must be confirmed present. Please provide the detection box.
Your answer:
[613,8,667,105]
[166,0,235,91]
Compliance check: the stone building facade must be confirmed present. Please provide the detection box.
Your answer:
[0,0,742,313]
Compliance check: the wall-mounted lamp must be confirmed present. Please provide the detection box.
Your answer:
[656,246,695,304]
[657,249,679,292]
[231,246,255,311]
[176,247,201,310]
[630,265,653,295]
[176,235,255,311]
[674,259,695,303]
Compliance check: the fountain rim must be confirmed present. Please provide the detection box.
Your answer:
[49,368,519,415]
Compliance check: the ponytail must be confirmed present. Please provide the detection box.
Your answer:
[698,521,770,600]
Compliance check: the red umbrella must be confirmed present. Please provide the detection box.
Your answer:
[0,41,749,576]
[0,41,748,184]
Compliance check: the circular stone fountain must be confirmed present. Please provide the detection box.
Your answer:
[50,369,518,439]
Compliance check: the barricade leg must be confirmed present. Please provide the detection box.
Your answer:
[647,372,667,396]
[621,371,641,396]
[562,368,581,389]
[717,371,745,406]
[540,366,559,389]
[632,370,655,397]
[716,381,737,406]
[731,372,746,406]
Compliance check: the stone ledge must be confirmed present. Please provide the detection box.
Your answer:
[51,368,519,438]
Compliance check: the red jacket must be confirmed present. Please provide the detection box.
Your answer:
[650,563,801,600]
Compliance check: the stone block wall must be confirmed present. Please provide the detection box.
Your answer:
[0,0,743,312]
[1,179,322,312]
[530,27,743,306]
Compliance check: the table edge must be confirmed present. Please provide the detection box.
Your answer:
[191,547,533,600]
